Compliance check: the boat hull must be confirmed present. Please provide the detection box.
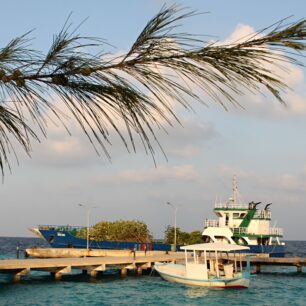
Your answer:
[155,264,250,288]
[36,228,177,251]
[247,244,285,258]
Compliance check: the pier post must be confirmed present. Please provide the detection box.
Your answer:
[137,266,143,276]
[121,267,128,276]
[12,268,29,283]
[13,274,21,283]
[55,272,62,281]
[51,271,62,281]
[16,246,20,259]
[90,270,97,278]
[296,265,302,273]
[255,264,261,274]
[82,270,88,275]
[51,266,71,280]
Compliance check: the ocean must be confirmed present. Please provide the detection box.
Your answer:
[0,237,305,306]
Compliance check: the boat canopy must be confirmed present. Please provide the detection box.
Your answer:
[180,242,250,252]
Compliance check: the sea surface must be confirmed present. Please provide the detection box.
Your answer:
[0,237,305,306]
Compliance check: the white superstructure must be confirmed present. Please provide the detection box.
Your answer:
[202,176,284,249]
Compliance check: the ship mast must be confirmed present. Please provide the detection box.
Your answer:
[232,175,238,205]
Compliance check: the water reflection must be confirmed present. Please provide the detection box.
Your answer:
[184,286,211,298]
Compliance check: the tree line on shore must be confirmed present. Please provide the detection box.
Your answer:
[76,220,203,245]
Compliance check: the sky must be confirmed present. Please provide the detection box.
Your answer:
[1,0,306,240]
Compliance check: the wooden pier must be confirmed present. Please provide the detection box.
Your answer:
[0,252,185,282]
[0,251,305,283]
[249,256,306,273]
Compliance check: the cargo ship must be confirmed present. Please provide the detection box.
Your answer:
[30,225,178,251]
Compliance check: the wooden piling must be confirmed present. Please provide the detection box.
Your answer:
[90,270,97,278]
[255,264,261,274]
[121,267,127,276]
[51,271,62,281]
[12,268,29,283]
[13,274,21,283]
[296,265,302,273]
[137,266,143,276]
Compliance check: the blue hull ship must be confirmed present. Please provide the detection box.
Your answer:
[31,225,179,251]
[241,245,285,257]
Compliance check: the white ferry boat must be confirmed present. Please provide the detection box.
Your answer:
[202,176,285,257]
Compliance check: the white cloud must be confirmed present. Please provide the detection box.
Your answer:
[222,24,256,45]
[169,145,201,158]
[211,24,306,119]
[217,163,306,194]
[217,164,256,180]
[19,100,218,168]
[158,118,218,158]
[229,89,306,119]
[92,164,199,185]
[274,173,306,192]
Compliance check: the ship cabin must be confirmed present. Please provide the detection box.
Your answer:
[202,179,284,247]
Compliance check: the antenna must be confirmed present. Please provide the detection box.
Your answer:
[233,175,238,205]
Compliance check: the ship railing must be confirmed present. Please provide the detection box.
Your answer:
[214,203,249,210]
[232,227,248,235]
[204,219,219,228]
[269,227,283,236]
[253,210,272,219]
[232,227,283,236]
[38,225,90,231]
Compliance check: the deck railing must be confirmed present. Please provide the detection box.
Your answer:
[204,219,219,228]
[214,203,249,210]
[38,225,89,231]
[269,228,283,236]
[253,210,271,219]
[232,227,283,236]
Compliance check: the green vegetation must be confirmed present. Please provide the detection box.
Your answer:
[164,225,203,245]
[76,222,203,245]
[1,6,306,175]
[76,220,152,242]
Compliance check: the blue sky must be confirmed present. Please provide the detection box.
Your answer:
[1,1,306,240]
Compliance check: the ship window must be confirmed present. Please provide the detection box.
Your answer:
[235,237,248,245]
[215,236,230,243]
[203,235,212,243]
[225,214,229,226]
[233,213,239,218]
[216,212,222,217]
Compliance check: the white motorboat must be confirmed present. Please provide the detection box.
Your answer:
[155,243,251,288]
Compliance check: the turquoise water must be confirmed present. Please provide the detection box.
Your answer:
[0,238,305,306]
